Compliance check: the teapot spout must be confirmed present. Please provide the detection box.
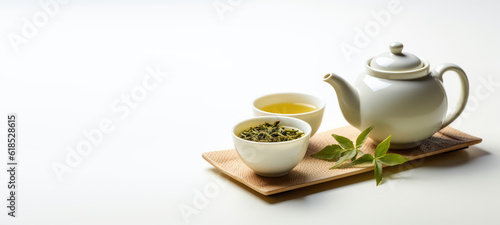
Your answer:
[323,73,361,128]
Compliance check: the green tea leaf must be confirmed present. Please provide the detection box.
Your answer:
[351,151,358,161]
[374,160,383,186]
[330,149,357,169]
[374,135,391,158]
[332,134,354,150]
[311,126,412,186]
[352,153,374,165]
[356,126,374,149]
[378,153,410,166]
[311,145,344,161]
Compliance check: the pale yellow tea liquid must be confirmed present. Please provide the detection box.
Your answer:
[260,102,317,114]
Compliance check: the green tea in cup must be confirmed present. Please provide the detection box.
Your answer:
[252,93,325,136]
[260,102,317,114]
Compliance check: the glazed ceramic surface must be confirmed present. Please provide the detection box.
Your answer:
[232,116,311,177]
[324,42,469,149]
[252,93,325,136]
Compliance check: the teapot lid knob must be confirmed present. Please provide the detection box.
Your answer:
[390,42,404,55]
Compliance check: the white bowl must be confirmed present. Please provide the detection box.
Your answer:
[232,116,311,177]
[252,93,325,136]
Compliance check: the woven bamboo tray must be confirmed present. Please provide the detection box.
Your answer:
[202,126,482,195]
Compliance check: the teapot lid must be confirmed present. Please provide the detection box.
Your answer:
[366,42,430,80]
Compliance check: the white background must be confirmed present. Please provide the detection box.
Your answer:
[1,0,499,224]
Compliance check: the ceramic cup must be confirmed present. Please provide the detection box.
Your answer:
[252,93,325,136]
[232,116,311,177]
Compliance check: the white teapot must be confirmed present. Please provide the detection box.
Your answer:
[324,42,469,149]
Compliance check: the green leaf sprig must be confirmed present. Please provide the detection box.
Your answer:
[311,126,410,185]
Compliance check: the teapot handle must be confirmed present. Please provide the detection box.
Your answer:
[432,63,469,129]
